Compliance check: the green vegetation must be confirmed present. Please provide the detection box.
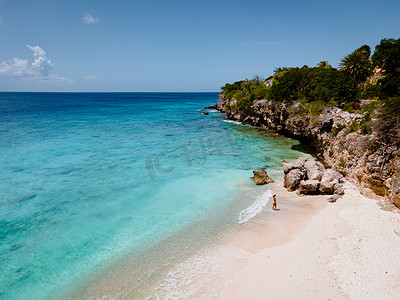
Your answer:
[348,120,359,133]
[372,38,400,98]
[220,80,243,99]
[370,38,400,144]
[266,66,357,104]
[220,77,268,111]
[332,124,346,136]
[360,112,372,134]
[342,101,361,113]
[379,96,400,119]
[220,37,400,131]
[308,100,327,116]
[340,45,372,83]
[375,96,400,145]
[338,158,346,168]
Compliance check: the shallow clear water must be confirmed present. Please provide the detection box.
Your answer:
[0,92,310,299]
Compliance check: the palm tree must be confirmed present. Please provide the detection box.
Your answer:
[340,48,372,83]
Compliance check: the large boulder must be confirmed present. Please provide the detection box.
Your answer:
[298,180,320,194]
[283,157,308,174]
[284,169,305,191]
[304,160,325,181]
[321,169,344,183]
[253,170,274,185]
[282,158,345,198]
[319,180,336,194]
[319,169,343,194]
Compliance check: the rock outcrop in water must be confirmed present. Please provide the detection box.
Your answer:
[252,169,274,185]
[208,94,400,208]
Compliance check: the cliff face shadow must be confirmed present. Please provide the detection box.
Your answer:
[291,142,316,156]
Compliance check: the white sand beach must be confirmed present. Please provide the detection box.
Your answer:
[222,181,400,300]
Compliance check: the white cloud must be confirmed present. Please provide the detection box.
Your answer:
[27,44,54,77]
[83,13,98,24]
[0,58,29,76]
[82,74,99,80]
[0,45,72,82]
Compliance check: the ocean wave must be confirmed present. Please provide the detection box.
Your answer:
[238,190,272,224]
[150,246,245,300]
[222,120,243,125]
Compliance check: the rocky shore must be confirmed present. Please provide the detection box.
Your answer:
[283,157,345,202]
[208,94,400,209]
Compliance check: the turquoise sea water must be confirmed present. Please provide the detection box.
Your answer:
[0,93,309,299]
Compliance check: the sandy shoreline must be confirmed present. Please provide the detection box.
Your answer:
[146,180,329,299]
[72,178,400,299]
[222,181,400,300]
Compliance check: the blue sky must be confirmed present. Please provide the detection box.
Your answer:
[0,0,399,92]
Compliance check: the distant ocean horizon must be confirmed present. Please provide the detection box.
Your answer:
[0,92,308,299]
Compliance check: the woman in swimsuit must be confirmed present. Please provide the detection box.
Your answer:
[272,194,277,211]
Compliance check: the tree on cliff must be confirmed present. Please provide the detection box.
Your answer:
[340,45,372,84]
[317,61,333,69]
[372,38,400,98]
[267,66,356,104]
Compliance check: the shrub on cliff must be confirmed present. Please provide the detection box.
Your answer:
[372,38,400,98]
[236,93,254,111]
[220,78,269,112]
[370,97,400,146]
[221,81,244,99]
[267,66,357,104]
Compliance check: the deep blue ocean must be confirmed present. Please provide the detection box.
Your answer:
[0,92,308,299]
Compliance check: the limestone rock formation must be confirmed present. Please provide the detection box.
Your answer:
[252,170,274,185]
[321,169,344,183]
[282,157,344,198]
[320,181,336,194]
[284,169,305,191]
[320,169,344,194]
[283,157,308,174]
[298,179,320,194]
[304,159,325,181]
[211,94,400,208]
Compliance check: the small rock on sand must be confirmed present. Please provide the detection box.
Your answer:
[328,194,341,203]
[395,226,400,237]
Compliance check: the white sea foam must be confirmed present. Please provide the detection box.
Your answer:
[238,190,272,224]
[222,120,243,125]
[150,246,246,300]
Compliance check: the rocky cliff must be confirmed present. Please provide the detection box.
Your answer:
[213,94,400,209]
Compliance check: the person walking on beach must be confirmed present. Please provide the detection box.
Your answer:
[272,194,277,211]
